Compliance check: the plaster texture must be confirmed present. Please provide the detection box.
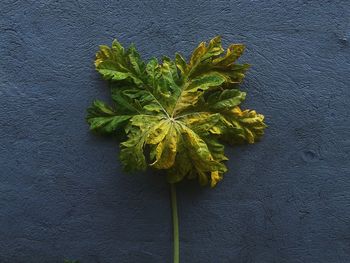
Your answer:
[0,1,349,262]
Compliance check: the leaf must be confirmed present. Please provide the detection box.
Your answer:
[210,171,222,188]
[145,57,180,111]
[219,106,267,144]
[95,40,145,86]
[207,89,246,111]
[87,36,266,187]
[86,100,131,134]
[151,124,178,169]
[181,112,221,136]
[179,124,226,174]
[213,44,246,66]
[172,72,226,115]
[146,120,171,145]
[188,36,224,71]
[175,53,188,75]
[170,37,249,115]
[120,115,164,171]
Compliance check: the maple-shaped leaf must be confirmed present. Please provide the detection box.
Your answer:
[86,36,266,187]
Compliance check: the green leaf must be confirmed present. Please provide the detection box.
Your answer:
[181,112,221,136]
[86,100,131,134]
[208,89,246,111]
[172,72,226,115]
[95,40,145,86]
[87,36,266,187]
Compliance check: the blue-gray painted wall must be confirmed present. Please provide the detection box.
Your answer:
[1,1,349,262]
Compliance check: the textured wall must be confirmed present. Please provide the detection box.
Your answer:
[1,1,349,262]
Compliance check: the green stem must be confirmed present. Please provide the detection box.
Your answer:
[170,183,179,263]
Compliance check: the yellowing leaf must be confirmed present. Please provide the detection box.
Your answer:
[151,125,178,169]
[213,44,245,66]
[146,120,171,145]
[189,36,223,69]
[175,53,188,75]
[87,36,266,187]
[220,106,267,144]
[181,113,221,136]
[210,171,222,188]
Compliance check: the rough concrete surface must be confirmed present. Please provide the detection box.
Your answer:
[0,0,349,262]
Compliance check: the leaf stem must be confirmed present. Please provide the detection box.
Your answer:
[170,183,179,263]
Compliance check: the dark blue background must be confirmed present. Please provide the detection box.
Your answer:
[1,1,349,262]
